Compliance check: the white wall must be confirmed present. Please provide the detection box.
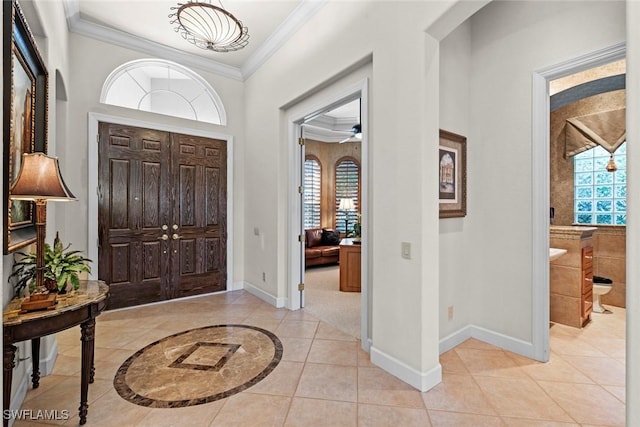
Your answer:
[243,0,459,389]
[466,1,625,341]
[439,20,472,340]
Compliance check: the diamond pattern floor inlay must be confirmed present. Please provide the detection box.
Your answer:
[113,324,283,408]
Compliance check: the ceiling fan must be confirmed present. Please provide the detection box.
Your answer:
[339,124,362,143]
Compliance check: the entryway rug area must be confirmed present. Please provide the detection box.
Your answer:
[113,324,282,408]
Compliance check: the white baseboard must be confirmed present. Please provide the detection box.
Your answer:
[439,325,473,354]
[41,339,59,376]
[439,324,535,358]
[370,346,442,392]
[242,281,287,308]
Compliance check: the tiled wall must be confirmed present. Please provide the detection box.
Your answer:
[549,90,626,308]
[593,226,626,308]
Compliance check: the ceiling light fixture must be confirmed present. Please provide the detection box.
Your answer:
[169,1,249,52]
[605,154,618,172]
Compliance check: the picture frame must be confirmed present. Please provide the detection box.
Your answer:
[3,0,49,254]
[439,129,467,218]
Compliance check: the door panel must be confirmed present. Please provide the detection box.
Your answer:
[99,122,172,308]
[171,133,227,299]
[98,122,226,308]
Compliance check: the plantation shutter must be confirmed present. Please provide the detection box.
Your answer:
[304,158,321,229]
[335,160,359,233]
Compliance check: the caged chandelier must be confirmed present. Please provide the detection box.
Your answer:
[169,1,249,52]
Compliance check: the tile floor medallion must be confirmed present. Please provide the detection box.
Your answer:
[113,324,283,408]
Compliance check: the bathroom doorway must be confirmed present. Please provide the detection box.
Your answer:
[532,45,627,378]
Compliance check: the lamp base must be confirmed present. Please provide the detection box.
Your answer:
[20,293,57,312]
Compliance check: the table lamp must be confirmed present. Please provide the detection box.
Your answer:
[338,197,355,235]
[10,153,76,293]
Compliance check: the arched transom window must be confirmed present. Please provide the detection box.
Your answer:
[101,59,226,125]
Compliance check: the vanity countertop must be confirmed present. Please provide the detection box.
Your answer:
[550,225,598,239]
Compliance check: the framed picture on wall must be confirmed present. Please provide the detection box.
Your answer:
[3,0,49,254]
[439,129,467,218]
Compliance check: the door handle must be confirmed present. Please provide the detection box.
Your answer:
[158,234,169,241]
[172,233,181,240]
[172,224,179,230]
[161,224,169,231]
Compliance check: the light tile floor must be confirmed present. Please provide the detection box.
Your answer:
[14,291,626,426]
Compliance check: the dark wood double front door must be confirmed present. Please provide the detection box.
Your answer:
[98,122,227,309]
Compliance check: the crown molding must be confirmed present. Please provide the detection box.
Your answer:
[302,123,355,143]
[241,0,327,79]
[62,0,326,81]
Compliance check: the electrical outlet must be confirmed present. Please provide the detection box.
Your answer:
[262,272,266,282]
[254,227,260,236]
[448,306,454,320]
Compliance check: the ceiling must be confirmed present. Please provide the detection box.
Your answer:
[60,0,359,136]
[62,0,326,80]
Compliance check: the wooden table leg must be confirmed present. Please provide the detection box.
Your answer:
[31,338,41,389]
[4,345,17,427]
[79,319,95,425]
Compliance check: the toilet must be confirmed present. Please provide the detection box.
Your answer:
[592,276,613,313]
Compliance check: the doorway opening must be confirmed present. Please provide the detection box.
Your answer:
[286,79,370,350]
[531,42,625,361]
[301,98,362,340]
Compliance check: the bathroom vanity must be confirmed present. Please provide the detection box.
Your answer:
[550,225,597,328]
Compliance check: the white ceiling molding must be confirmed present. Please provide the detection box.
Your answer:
[241,0,327,79]
[302,123,355,143]
[62,0,326,82]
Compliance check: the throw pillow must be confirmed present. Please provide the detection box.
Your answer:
[321,229,341,245]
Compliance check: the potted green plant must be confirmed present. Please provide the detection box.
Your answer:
[9,232,92,295]
[348,213,362,241]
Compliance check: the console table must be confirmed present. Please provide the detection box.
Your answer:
[339,238,361,292]
[3,280,109,426]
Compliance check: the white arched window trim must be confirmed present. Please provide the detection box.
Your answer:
[100,58,227,126]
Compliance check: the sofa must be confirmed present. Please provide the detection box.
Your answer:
[305,228,341,267]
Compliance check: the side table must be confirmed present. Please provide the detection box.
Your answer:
[3,280,109,426]
[339,238,361,292]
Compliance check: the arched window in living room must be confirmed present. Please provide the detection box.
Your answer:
[100,59,226,125]
[304,156,321,229]
[335,158,359,234]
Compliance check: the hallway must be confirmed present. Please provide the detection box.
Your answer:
[15,290,625,426]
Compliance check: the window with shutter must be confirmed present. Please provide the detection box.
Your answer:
[335,159,360,233]
[304,157,321,229]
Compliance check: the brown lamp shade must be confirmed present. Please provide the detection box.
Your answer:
[10,153,76,201]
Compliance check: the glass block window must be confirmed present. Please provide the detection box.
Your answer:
[335,159,360,233]
[304,158,321,229]
[574,143,626,225]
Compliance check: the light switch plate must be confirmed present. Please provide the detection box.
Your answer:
[401,242,411,259]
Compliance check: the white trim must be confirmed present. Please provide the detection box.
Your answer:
[231,281,245,291]
[241,0,327,79]
[62,0,325,81]
[439,324,534,357]
[87,112,235,294]
[370,346,442,392]
[285,79,370,349]
[243,281,287,308]
[64,7,243,81]
[530,43,626,362]
[40,339,59,377]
